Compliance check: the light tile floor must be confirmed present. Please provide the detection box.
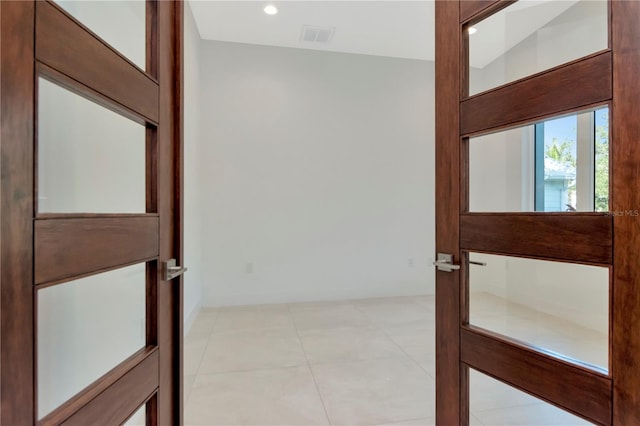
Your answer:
[184,293,603,425]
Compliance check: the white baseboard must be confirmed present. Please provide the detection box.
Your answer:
[204,287,435,309]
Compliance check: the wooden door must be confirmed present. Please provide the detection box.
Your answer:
[435,1,640,424]
[0,0,184,424]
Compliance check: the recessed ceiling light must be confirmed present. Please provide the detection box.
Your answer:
[264,5,278,15]
[468,27,477,35]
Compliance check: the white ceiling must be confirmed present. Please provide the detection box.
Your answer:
[188,1,435,61]
[188,0,579,67]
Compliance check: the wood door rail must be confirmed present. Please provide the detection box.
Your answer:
[35,215,159,286]
[38,346,159,426]
[461,51,612,137]
[460,213,613,265]
[460,0,512,24]
[461,327,611,425]
[36,0,159,124]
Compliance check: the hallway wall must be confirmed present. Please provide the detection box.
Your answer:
[188,40,436,307]
[184,2,205,328]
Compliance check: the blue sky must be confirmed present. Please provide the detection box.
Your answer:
[543,107,609,157]
[544,114,577,156]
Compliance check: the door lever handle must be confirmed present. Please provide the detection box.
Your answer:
[433,253,460,272]
[164,259,188,280]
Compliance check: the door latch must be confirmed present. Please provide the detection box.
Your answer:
[163,259,188,280]
[433,253,461,272]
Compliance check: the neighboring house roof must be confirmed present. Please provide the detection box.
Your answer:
[544,157,576,180]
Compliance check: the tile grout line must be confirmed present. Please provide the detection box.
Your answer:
[469,411,486,426]
[349,301,438,424]
[379,325,436,381]
[187,309,221,399]
[186,363,308,378]
[186,297,596,425]
[471,401,545,416]
[356,304,435,422]
[351,301,436,381]
[289,303,334,426]
[370,415,434,426]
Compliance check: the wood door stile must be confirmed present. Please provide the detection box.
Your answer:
[435,1,465,425]
[1,2,36,424]
[156,1,184,424]
[611,1,640,424]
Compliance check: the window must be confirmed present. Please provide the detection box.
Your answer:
[534,107,609,212]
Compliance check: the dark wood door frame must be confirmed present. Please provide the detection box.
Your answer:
[0,1,184,424]
[434,0,463,423]
[1,3,36,423]
[610,1,640,423]
[436,1,640,424]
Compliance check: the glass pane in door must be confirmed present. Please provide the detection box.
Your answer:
[37,263,146,418]
[470,369,593,425]
[469,0,608,96]
[468,106,609,213]
[52,0,146,70]
[123,403,146,426]
[468,252,608,372]
[37,77,146,214]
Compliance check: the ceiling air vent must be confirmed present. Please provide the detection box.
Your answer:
[300,25,335,43]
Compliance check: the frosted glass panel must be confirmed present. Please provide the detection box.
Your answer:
[123,404,146,426]
[469,0,607,95]
[53,0,146,69]
[38,264,146,418]
[38,78,146,213]
[469,107,609,212]
[470,369,593,425]
[469,253,608,372]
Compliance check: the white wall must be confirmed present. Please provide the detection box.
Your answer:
[183,2,204,329]
[468,0,609,334]
[192,41,435,307]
